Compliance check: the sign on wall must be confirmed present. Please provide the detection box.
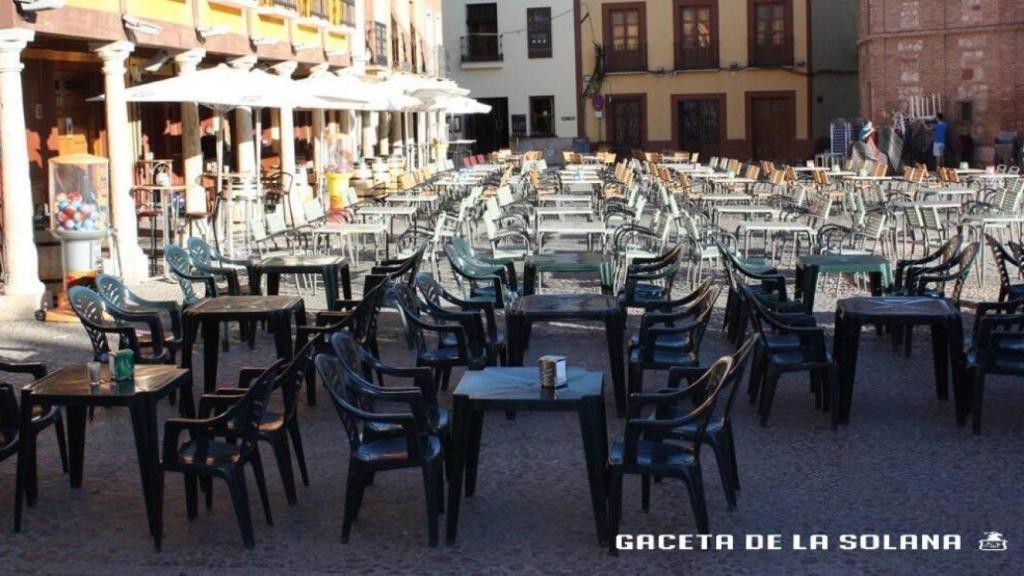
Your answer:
[527,7,552,59]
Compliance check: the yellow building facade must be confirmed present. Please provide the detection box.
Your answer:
[577,0,812,160]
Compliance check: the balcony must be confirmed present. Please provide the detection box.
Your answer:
[461,33,502,64]
[604,43,646,73]
[750,36,794,67]
[675,41,718,70]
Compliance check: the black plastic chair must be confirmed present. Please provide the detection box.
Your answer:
[658,335,758,510]
[718,243,800,345]
[186,236,250,295]
[627,283,721,398]
[393,283,487,391]
[967,307,1024,433]
[909,241,979,308]
[742,282,839,427]
[160,359,285,549]
[68,286,172,365]
[315,353,444,547]
[618,244,684,313]
[0,361,69,493]
[892,235,962,295]
[986,234,1024,302]
[444,244,517,309]
[414,272,506,366]
[607,357,733,555]
[202,342,315,506]
[294,276,387,405]
[94,273,182,364]
[165,244,219,306]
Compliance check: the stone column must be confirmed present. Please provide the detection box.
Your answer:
[378,112,390,157]
[309,63,330,181]
[229,55,257,175]
[174,49,205,215]
[270,61,298,178]
[389,109,403,155]
[96,41,148,282]
[361,110,375,158]
[0,29,44,317]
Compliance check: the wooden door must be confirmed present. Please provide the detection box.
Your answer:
[607,96,644,153]
[53,71,105,156]
[465,97,509,154]
[749,95,794,161]
[677,98,722,157]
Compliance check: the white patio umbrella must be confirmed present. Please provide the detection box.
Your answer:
[429,95,492,115]
[96,65,352,254]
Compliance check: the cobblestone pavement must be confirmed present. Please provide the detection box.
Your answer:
[0,233,1022,575]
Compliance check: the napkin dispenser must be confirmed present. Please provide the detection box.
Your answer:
[538,355,567,389]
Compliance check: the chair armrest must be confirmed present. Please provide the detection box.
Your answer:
[0,361,47,380]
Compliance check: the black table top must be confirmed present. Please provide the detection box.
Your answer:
[837,296,960,321]
[454,367,603,404]
[512,294,618,316]
[24,364,189,400]
[184,295,303,317]
[255,255,346,268]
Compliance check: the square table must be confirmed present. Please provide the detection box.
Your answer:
[182,295,305,393]
[832,297,966,424]
[445,367,609,545]
[537,221,607,252]
[523,253,614,295]
[14,364,194,549]
[249,255,351,310]
[795,254,892,313]
[508,294,626,414]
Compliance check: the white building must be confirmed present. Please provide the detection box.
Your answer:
[441,0,578,162]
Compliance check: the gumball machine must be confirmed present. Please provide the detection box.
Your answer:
[40,154,111,322]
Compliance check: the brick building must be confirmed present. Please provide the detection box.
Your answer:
[859,0,1024,164]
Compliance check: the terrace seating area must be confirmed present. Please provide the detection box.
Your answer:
[0,149,1022,573]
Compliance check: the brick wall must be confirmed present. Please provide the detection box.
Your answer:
[859,0,1024,163]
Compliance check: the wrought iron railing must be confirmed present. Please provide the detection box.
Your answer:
[461,33,503,63]
[675,41,718,70]
[750,36,794,67]
[604,43,646,72]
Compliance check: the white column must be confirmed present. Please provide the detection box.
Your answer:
[416,111,427,168]
[361,110,375,158]
[174,49,205,214]
[229,55,257,174]
[96,41,148,282]
[389,110,402,154]
[378,112,391,157]
[0,29,44,317]
[270,61,298,178]
[309,63,330,183]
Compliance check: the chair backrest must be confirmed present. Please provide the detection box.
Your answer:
[624,356,732,466]
[94,273,128,310]
[165,244,208,305]
[186,236,214,268]
[229,359,287,455]
[68,286,122,362]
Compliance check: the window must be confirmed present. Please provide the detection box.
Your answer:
[675,1,718,70]
[603,3,646,72]
[749,0,792,67]
[527,7,553,58]
[530,96,555,137]
[959,101,973,122]
[372,21,388,66]
[464,3,501,62]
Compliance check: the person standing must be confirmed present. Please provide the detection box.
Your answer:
[932,113,948,167]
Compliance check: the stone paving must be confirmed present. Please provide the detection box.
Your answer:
[0,237,1022,575]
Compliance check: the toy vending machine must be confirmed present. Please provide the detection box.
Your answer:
[38,154,111,322]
